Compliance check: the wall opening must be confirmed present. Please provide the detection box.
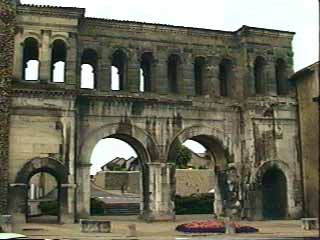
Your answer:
[170,135,231,217]
[111,50,127,91]
[90,136,147,217]
[81,49,98,89]
[27,172,59,224]
[140,52,154,93]
[23,37,39,81]
[168,54,181,93]
[219,59,233,97]
[51,40,67,83]
[194,57,205,96]
[262,167,288,219]
[254,56,267,94]
[275,58,288,95]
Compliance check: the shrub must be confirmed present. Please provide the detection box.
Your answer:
[39,200,58,216]
[175,194,214,215]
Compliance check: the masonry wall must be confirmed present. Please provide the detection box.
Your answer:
[0,0,15,214]
[295,65,319,218]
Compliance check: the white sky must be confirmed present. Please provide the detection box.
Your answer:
[21,0,319,174]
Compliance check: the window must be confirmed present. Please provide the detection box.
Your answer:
[219,59,233,97]
[81,49,98,89]
[23,37,39,81]
[254,56,267,94]
[194,57,206,96]
[111,50,127,91]
[140,52,154,92]
[51,40,67,83]
[275,58,287,95]
[168,54,181,93]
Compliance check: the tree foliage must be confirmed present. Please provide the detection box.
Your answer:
[176,144,192,168]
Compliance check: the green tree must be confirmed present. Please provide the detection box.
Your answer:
[176,144,192,169]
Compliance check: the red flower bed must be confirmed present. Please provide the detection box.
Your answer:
[176,220,259,234]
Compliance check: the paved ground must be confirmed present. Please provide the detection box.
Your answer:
[12,215,319,240]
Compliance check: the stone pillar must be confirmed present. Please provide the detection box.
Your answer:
[60,183,76,223]
[65,34,77,88]
[154,53,168,94]
[13,33,23,81]
[8,184,28,224]
[265,61,277,96]
[181,55,195,96]
[207,56,220,97]
[127,53,140,92]
[76,164,91,220]
[39,30,51,83]
[97,59,111,92]
[143,162,174,221]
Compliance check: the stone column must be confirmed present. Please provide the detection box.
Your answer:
[181,55,195,96]
[60,183,76,223]
[97,59,111,92]
[143,162,174,221]
[76,163,91,220]
[8,183,28,224]
[154,53,168,94]
[207,56,220,97]
[127,53,140,92]
[65,34,77,88]
[13,33,23,81]
[265,61,277,96]
[39,30,51,83]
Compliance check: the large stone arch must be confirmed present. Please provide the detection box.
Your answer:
[167,125,232,167]
[250,160,301,219]
[79,122,159,165]
[166,125,237,217]
[10,157,71,223]
[77,122,160,219]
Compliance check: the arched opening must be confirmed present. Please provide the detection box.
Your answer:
[168,54,182,93]
[262,167,288,219]
[169,133,232,217]
[219,58,233,97]
[275,58,288,95]
[111,50,127,91]
[27,172,59,223]
[194,57,205,96]
[51,40,67,83]
[81,49,98,89]
[89,135,148,217]
[23,37,39,81]
[140,52,154,93]
[254,56,267,94]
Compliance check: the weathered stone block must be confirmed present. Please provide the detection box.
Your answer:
[80,219,111,233]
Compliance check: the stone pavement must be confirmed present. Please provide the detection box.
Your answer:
[12,215,319,240]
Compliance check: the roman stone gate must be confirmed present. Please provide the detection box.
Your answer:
[0,0,303,223]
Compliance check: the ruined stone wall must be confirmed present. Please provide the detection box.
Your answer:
[0,0,15,214]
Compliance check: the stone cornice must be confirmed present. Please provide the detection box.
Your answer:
[18,4,85,19]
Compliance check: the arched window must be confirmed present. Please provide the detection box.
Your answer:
[219,58,233,97]
[23,37,39,81]
[111,50,127,91]
[254,56,267,94]
[81,49,97,89]
[275,58,287,95]
[194,56,205,96]
[168,54,181,93]
[140,52,154,93]
[51,40,67,83]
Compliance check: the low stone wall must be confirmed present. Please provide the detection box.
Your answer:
[95,171,140,194]
[80,219,111,233]
[95,169,215,196]
[176,169,215,196]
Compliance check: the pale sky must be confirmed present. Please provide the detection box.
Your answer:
[21,0,319,174]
